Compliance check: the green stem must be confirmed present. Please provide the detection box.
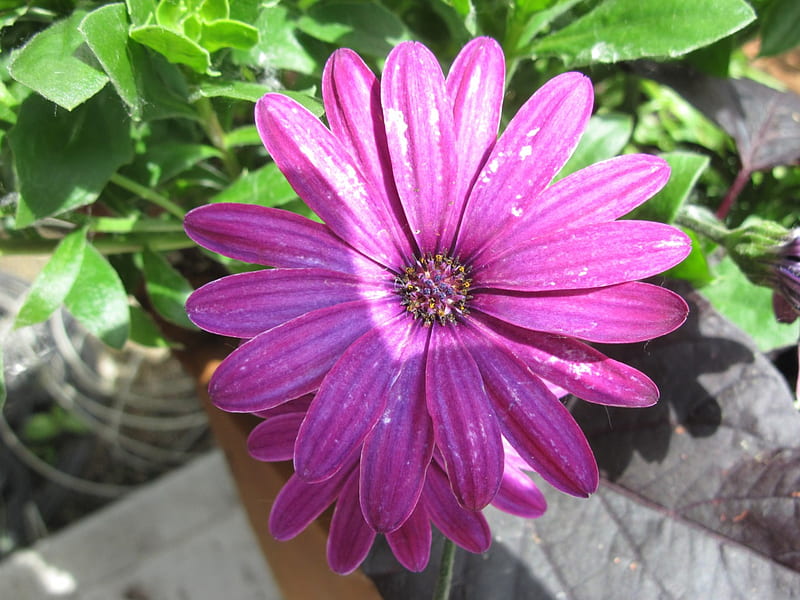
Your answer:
[87,216,186,234]
[110,174,186,219]
[195,96,241,179]
[432,538,457,600]
[0,232,193,256]
[675,205,731,245]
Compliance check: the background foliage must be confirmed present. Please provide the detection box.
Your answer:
[1,0,799,594]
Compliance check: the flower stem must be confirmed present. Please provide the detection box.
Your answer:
[195,96,241,179]
[432,538,457,600]
[675,205,731,245]
[0,232,193,256]
[110,174,186,220]
[716,167,751,220]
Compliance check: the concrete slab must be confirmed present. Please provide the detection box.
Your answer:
[0,451,283,600]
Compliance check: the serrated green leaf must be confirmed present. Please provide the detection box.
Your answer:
[557,113,633,180]
[130,24,212,74]
[701,255,797,352]
[14,228,87,328]
[199,19,259,52]
[297,0,410,57]
[142,247,196,329]
[80,3,143,119]
[759,0,800,57]
[64,244,130,349]
[210,162,296,207]
[532,0,756,67]
[628,152,709,223]
[7,11,108,110]
[10,89,134,227]
[129,304,171,347]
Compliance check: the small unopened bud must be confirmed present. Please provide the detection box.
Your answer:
[723,218,799,323]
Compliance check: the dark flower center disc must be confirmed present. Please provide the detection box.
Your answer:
[395,254,472,326]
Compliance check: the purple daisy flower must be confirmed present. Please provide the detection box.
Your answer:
[247,397,546,575]
[185,38,691,532]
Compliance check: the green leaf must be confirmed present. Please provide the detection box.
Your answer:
[532,0,756,67]
[85,3,195,120]
[64,244,130,349]
[701,255,798,352]
[225,125,261,147]
[130,24,212,74]
[144,143,222,186]
[199,19,259,52]
[627,152,709,223]
[296,0,410,57]
[80,3,143,119]
[141,247,196,329]
[14,228,87,328]
[556,113,633,180]
[126,0,156,27]
[210,162,297,207]
[759,0,800,57]
[665,227,713,287]
[7,11,109,110]
[513,0,583,51]
[200,0,229,22]
[129,304,171,347]
[245,3,316,74]
[10,89,134,227]
[192,80,272,102]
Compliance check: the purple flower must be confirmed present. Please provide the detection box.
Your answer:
[185,38,691,531]
[247,397,546,574]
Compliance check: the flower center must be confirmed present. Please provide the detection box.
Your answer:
[395,254,472,326]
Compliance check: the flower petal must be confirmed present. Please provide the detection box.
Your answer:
[382,41,459,254]
[360,325,434,533]
[475,220,691,291]
[385,503,432,572]
[462,326,598,497]
[256,93,409,267]
[184,203,377,273]
[475,154,671,261]
[426,327,503,510]
[492,457,547,518]
[187,268,390,338]
[455,72,593,259]
[269,469,351,541]
[209,298,398,412]
[446,37,505,206]
[423,462,491,553]
[473,314,659,407]
[247,412,304,462]
[294,315,416,483]
[472,281,689,343]
[327,470,376,575]
[323,48,412,252]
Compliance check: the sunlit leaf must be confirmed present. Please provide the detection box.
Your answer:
[14,228,87,328]
[64,244,130,349]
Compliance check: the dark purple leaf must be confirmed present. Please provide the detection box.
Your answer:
[635,61,800,172]
[364,282,800,598]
